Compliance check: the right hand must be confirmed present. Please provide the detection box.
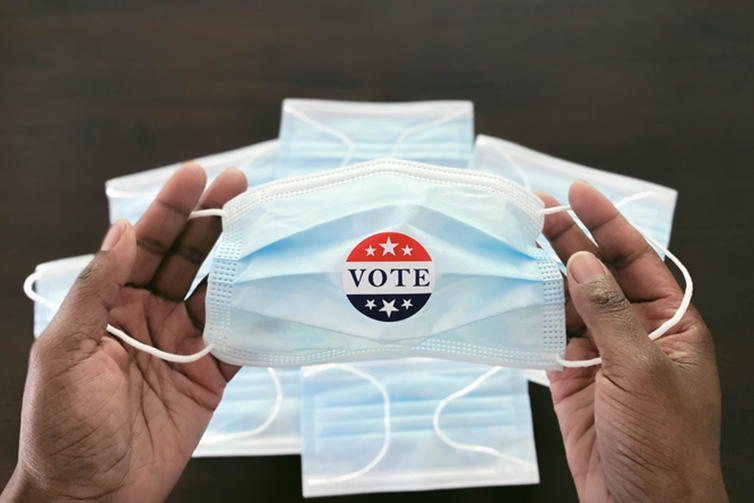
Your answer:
[538,181,728,503]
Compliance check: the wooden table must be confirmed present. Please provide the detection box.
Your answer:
[1,1,752,501]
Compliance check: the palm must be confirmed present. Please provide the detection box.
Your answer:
[18,165,247,502]
[548,297,696,501]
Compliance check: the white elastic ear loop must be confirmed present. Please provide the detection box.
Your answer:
[200,368,283,444]
[433,367,537,468]
[389,108,470,158]
[538,205,694,369]
[23,272,60,311]
[104,207,229,363]
[284,105,356,167]
[304,364,391,486]
[26,208,228,364]
[104,207,230,363]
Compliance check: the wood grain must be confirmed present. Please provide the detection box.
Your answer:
[1,1,752,501]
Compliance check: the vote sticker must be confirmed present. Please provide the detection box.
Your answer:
[343,232,435,322]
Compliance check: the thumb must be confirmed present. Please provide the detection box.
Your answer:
[47,219,137,345]
[566,251,660,369]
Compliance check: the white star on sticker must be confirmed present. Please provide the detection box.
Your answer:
[401,299,413,309]
[379,237,399,256]
[401,245,413,256]
[365,245,376,256]
[379,299,399,318]
[365,299,376,310]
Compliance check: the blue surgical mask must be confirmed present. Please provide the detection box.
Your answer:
[470,135,678,266]
[23,256,302,457]
[202,159,566,369]
[24,254,95,338]
[195,366,301,457]
[106,140,279,225]
[278,99,474,170]
[300,358,539,497]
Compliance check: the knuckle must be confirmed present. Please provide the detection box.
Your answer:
[584,281,631,314]
[173,242,206,267]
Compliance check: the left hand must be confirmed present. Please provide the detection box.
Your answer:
[1,164,246,503]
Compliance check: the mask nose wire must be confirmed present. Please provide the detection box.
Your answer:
[389,108,470,159]
[538,205,694,369]
[303,364,391,486]
[433,367,538,468]
[284,106,356,167]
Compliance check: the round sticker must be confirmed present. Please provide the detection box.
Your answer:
[343,232,435,322]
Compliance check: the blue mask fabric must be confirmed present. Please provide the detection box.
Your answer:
[194,366,302,457]
[278,99,474,170]
[205,160,566,369]
[106,139,279,225]
[25,254,95,338]
[470,135,678,267]
[300,358,539,497]
[23,255,303,457]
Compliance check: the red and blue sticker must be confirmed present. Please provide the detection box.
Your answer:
[343,232,435,322]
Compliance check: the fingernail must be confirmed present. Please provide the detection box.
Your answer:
[101,220,125,251]
[568,252,607,284]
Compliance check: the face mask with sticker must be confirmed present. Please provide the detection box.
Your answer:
[300,358,539,497]
[23,256,303,456]
[163,159,568,369]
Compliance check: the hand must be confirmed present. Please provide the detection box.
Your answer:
[1,164,247,503]
[538,181,727,503]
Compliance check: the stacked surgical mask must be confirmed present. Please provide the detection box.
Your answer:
[300,359,539,497]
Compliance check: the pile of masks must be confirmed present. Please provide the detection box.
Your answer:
[25,99,677,497]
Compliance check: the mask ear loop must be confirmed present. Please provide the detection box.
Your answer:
[23,271,61,312]
[24,209,231,364]
[199,368,283,444]
[104,208,232,363]
[303,364,391,487]
[539,205,694,368]
[433,367,538,468]
[389,108,471,158]
[283,105,356,167]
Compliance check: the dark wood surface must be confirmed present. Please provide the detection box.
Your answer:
[1,1,752,501]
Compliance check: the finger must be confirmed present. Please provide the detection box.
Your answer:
[128,163,207,287]
[566,251,665,369]
[45,220,137,345]
[537,191,600,263]
[185,278,241,381]
[149,168,247,301]
[536,192,591,337]
[568,181,683,304]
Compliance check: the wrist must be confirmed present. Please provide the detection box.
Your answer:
[687,465,728,503]
[1,465,46,503]
[1,463,101,503]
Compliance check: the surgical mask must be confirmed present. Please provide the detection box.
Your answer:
[23,256,302,457]
[300,358,539,497]
[195,366,301,457]
[278,99,474,170]
[197,159,565,369]
[24,255,95,338]
[470,135,678,266]
[106,139,279,225]
[106,99,474,227]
